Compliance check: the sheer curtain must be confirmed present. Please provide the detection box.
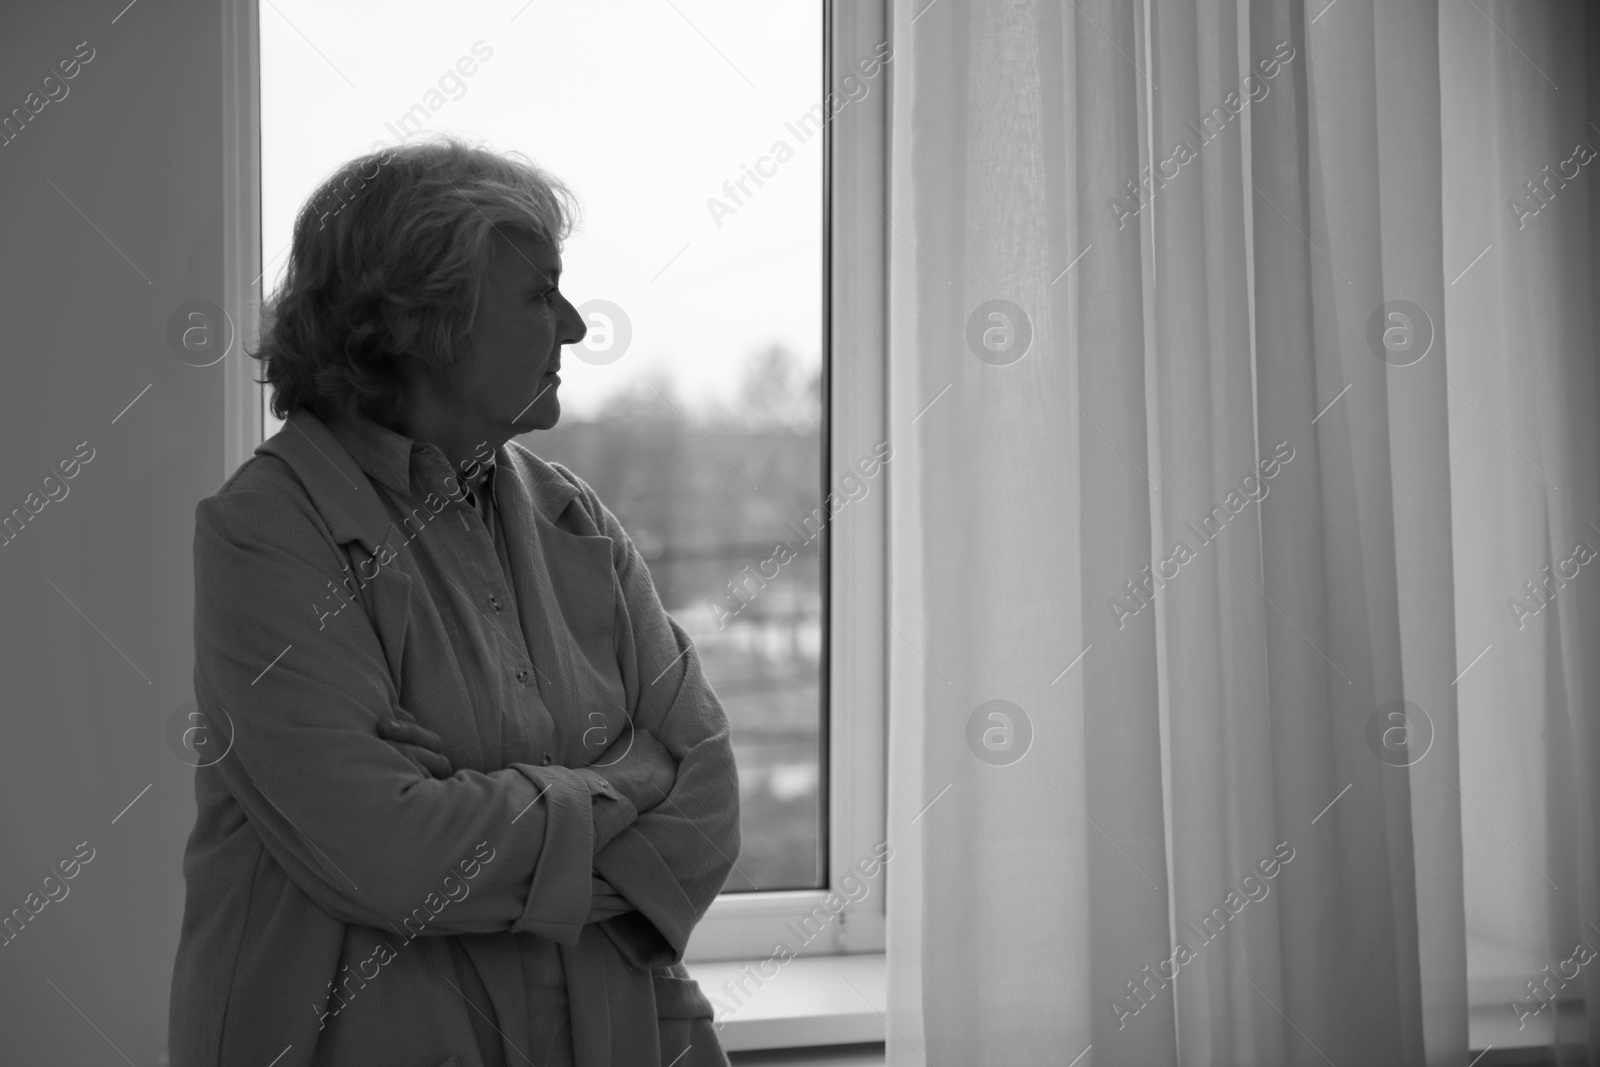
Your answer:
[883,2,1472,1064]
[1441,2,1600,1059]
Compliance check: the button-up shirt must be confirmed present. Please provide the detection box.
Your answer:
[461,451,506,579]
[325,414,637,1065]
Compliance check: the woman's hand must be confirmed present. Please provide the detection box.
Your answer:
[590,726,678,814]
[377,717,454,779]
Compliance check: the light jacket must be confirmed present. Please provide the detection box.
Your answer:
[169,407,740,1066]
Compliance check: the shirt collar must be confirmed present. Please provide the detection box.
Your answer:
[324,410,495,498]
[263,408,585,543]
[469,452,497,504]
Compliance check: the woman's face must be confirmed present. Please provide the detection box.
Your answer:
[446,228,587,434]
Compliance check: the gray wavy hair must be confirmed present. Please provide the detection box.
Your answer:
[253,135,580,425]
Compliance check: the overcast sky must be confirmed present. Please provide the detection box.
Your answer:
[261,0,821,424]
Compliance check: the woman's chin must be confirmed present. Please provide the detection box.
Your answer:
[519,400,559,432]
[509,384,560,431]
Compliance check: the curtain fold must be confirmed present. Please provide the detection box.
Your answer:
[1440,2,1600,1061]
[884,2,1472,1063]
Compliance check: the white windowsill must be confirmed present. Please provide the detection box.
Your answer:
[685,953,886,1054]
[726,1045,886,1067]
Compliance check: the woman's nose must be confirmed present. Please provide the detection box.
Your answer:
[558,294,587,347]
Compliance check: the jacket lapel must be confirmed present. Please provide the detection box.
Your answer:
[256,409,396,560]
[256,411,421,707]
[495,444,626,766]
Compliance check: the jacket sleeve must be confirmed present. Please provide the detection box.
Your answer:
[192,482,611,947]
[585,875,637,922]
[553,467,742,967]
[572,766,638,852]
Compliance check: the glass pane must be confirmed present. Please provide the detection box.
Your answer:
[262,0,824,890]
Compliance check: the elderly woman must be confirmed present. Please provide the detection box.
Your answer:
[168,138,740,1067]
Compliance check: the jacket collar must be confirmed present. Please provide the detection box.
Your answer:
[255,408,581,556]
[321,409,415,497]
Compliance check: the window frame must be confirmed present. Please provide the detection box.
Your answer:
[222,0,889,965]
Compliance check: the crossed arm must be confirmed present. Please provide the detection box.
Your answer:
[561,465,743,963]
[378,718,675,923]
[193,472,738,958]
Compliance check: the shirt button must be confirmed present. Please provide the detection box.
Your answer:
[489,595,502,612]
[515,667,530,686]
[540,753,552,765]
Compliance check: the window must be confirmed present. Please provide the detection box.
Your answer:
[237,0,888,959]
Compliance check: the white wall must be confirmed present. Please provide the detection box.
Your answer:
[0,2,224,1062]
